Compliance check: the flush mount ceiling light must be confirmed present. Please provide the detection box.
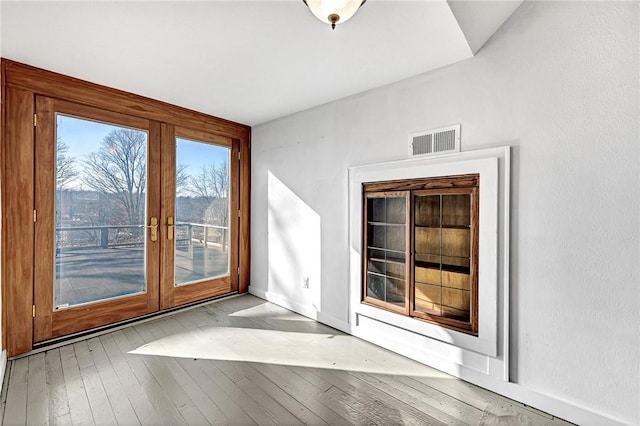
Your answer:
[303,0,367,30]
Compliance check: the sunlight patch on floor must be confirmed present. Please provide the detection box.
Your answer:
[128,326,446,378]
[228,303,315,322]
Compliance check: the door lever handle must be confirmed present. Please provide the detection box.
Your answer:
[167,217,174,241]
[148,217,158,242]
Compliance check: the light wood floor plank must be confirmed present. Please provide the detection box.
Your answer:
[216,360,328,426]
[59,344,94,425]
[109,330,188,425]
[73,340,118,425]
[73,340,94,371]
[296,366,453,425]
[350,371,483,424]
[250,363,351,425]
[170,313,320,425]
[3,359,28,425]
[99,333,166,425]
[196,356,280,425]
[132,319,231,425]
[26,352,49,425]
[44,349,71,425]
[235,376,305,425]
[0,360,9,424]
[77,364,117,425]
[85,337,140,426]
[121,326,210,425]
[176,357,256,425]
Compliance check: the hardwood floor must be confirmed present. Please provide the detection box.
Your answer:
[0,295,571,425]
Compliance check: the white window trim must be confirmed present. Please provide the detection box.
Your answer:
[348,146,510,364]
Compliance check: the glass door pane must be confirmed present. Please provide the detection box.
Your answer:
[175,137,231,286]
[364,193,408,311]
[54,114,148,308]
[414,192,472,322]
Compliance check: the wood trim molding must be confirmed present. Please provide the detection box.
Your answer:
[2,87,35,356]
[363,174,479,193]
[239,137,251,293]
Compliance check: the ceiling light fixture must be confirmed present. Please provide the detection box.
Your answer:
[303,0,367,30]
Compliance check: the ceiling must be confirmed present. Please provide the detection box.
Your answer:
[0,1,522,126]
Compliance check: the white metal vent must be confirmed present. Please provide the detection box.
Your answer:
[409,124,461,157]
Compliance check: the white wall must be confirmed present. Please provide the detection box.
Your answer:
[251,2,639,425]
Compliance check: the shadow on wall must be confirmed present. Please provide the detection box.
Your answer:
[267,171,321,313]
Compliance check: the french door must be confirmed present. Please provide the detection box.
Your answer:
[33,96,239,342]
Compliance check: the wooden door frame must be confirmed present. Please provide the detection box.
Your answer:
[33,96,162,341]
[160,125,240,309]
[1,59,251,357]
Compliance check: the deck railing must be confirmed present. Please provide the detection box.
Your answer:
[56,222,229,253]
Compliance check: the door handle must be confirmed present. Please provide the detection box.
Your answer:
[167,217,174,241]
[148,217,158,242]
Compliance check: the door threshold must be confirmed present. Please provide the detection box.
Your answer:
[12,292,242,360]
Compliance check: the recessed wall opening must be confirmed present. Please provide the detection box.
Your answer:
[362,174,479,335]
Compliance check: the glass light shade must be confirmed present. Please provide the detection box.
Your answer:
[304,0,366,28]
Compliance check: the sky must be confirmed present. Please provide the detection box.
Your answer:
[57,114,229,189]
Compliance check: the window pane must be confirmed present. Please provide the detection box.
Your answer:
[415,253,441,266]
[368,197,385,222]
[415,283,441,315]
[442,194,470,227]
[386,278,405,307]
[386,250,406,263]
[441,228,470,258]
[175,138,230,286]
[369,248,386,261]
[442,270,470,290]
[54,114,148,309]
[442,287,470,322]
[368,224,386,249]
[415,195,440,226]
[415,266,440,285]
[365,193,407,307]
[367,273,385,300]
[386,197,406,224]
[385,261,405,279]
[441,255,470,273]
[386,225,405,252]
[367,259,386,275]
[415,227,440,255]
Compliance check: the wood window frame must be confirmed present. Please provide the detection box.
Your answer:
[362,191,411,316]
[362,174,479,336]
[1,59,251,356]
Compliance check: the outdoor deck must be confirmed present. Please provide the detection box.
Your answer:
[55,245,229,308]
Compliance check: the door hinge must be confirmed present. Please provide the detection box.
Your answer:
[238,267,240,276]
[33,114,37,127]
[33,210,37,223]
[238,210,241,218]
[32,305,36,318]
[238,151,241,160]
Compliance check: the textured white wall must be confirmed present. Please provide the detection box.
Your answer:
[251,2,639,424]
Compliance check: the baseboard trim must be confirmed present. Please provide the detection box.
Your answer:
[248,287,317,320]
[249,289,630,426]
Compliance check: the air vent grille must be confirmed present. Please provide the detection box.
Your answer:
[409,124,460,157]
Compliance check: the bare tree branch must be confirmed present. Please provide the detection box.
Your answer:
[56,140,78,190]
[186,161,229,226]
[82,129,147,225]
